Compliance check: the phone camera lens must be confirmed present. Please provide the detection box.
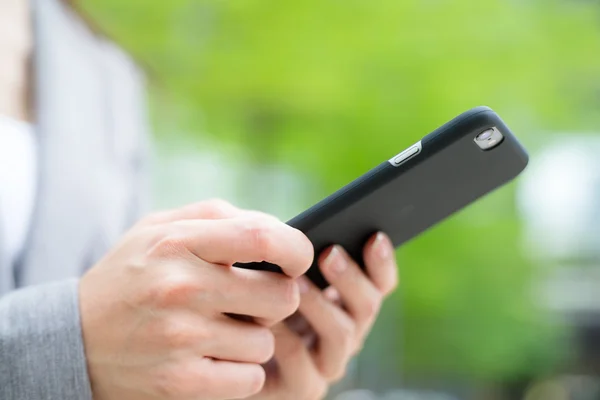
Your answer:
[476,129,494,141]
[474,127,504,150]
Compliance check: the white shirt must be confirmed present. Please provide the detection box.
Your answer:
[0,0,33,122]
[0,115,37,265]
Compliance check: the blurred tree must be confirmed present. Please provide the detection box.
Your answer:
[82,0,599,384]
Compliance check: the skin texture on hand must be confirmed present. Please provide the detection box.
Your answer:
[79,200,314,400]
[249,232,399,400]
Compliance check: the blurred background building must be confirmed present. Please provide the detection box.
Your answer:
[516,137,600,400]
[78,0,600,398]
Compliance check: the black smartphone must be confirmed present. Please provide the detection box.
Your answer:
[238,106,529,289]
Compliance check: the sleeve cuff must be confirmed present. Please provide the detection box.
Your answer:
[0,278,93,400]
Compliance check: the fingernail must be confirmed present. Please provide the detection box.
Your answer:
[297,277,310,294]
[325,246,346,274]
[375,232,391,260]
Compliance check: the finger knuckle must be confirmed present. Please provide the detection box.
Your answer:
[279,277,301,316]
[137,211,166,227]
[273,275,300,320]
[158,318,199,349]
[297,233,315,270]
[202,364,265,399]
[357,292,383,322]
[247,210,280,222]
[332,317,355,350]
[255,328,276,364]
[150,274,200,309]
[148,234,188,259]
[318,359,346,382]
[243,218,277,260]
[338,333,355,358]
[203,198,234,218]
[246,365,267,396]
[340,315,356,338]
[306,381,328,400]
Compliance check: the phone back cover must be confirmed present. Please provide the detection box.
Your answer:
[239,107,529,289]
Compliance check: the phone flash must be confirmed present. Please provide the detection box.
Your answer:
[474,127,504,150]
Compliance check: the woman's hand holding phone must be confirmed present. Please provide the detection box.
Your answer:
[249,232,399,400]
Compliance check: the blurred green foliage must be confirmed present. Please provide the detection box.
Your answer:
[82,0,599,384]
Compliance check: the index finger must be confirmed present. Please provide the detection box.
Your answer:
[139,199,280,227]
[176,216,314,279]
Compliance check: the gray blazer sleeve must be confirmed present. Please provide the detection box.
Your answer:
[0,279,93,400]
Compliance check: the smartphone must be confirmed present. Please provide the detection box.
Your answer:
[237,106,529,289]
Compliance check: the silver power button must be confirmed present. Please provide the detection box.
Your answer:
[389,141,422,167]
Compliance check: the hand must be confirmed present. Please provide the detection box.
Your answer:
[79,200,314,400]
[250,232,399,400]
